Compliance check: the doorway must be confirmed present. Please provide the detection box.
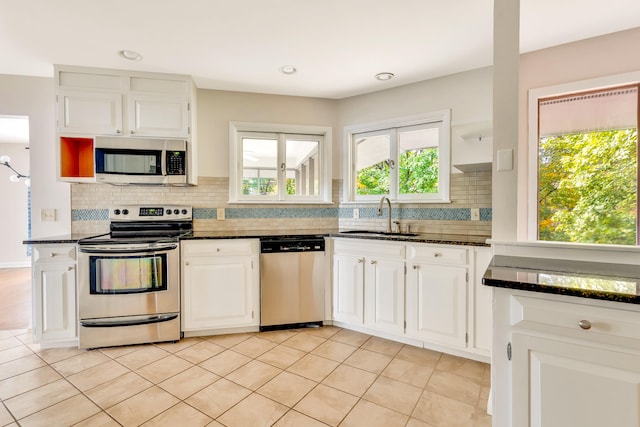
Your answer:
[0,115,31,330]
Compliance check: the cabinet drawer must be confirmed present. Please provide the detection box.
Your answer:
[182,239,258,257]
[333,238,405,259]
[407,244,467,265]
[512,295,640,342]
[33,245,76,263]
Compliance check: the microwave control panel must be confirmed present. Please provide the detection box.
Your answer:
[166,151,186,175]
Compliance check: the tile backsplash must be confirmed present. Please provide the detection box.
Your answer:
[71,172,491,238]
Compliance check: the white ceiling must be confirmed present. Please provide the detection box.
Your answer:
[0,0,639,99]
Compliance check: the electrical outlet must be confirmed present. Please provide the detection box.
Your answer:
[217,208,225,221]
[353,208,359,219]
[41,208,56,222]
[471,208,480,221]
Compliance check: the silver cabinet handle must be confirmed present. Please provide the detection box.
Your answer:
[49,253,58,257]
[357,258,364,263]
[413,265,419,270]
[116,129,121,134]
[370,260,377,265]
[433,252,442,258]
[578,320,592,330]
[67,266,73,271]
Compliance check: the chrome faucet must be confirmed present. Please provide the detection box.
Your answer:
[377,196,392,233]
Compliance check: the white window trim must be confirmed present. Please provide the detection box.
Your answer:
[343,110,451,203]
[229,121,332,204]
[526,70,640,241]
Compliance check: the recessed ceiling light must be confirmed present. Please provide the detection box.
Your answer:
[375,72,395,81]
[119,50,143,61]
[280,65,297,75]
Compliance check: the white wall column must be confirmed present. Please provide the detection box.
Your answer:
[492,0,520,241]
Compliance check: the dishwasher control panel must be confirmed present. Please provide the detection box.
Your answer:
[260,236,325,253]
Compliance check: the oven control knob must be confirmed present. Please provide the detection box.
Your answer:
[166,209,172,215]
[181,209,187,215]
[122,209,129,215]
[113,209,121,215]
[173,209,179,215]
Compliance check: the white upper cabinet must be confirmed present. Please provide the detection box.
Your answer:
[58,90,123,135]
[55,65,193,138]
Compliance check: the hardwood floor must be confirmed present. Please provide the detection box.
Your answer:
[0,267,31,330]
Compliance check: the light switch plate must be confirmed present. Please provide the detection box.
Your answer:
[41,208,56,222]
[497,149,513,171]
[353,208,359,219]
[471,208,480,221]
[217,208,225,220]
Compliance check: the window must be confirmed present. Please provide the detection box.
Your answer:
[345,111,451,203]
[529,77,640,245]
[229,122,332,203]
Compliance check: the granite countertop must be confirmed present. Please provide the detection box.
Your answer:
[483,255,640,304]
[25,229,490,247]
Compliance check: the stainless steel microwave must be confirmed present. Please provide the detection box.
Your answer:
[94,136,187,185]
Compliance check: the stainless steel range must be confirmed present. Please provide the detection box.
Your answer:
[77,205,192,349]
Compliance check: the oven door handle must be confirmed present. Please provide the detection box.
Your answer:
[78,244,178,254]
[80,313,178,328]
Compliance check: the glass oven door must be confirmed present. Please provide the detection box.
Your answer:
[90,253,167,294]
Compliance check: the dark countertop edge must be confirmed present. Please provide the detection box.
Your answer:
[329,233,491,247]
[483,276,640,305]
[26,231,491,247]
[23,233,110,245]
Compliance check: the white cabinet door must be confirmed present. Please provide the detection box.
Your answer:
[332,253,364,325]
[182,255,258,331]
[58,90,122,135]
[512,333,640,427]
[129,94,190,138]
[406,262,467,347]
[471,247,492,355]
[33,263,77,343]
[364,258,405,335]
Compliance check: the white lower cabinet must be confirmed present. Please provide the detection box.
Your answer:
[181,240,259,334]
[364,257,405,336]
[493,289,640,427]
[32,244,78,347]
[333,239,405,335]
[332,253,365,325]
[512,333,640,427]
[405,259,467,347]
[332,238,489,361]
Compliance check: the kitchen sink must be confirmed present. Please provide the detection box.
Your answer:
[339,230,419,237]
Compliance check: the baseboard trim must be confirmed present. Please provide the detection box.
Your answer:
[0,262,31,269]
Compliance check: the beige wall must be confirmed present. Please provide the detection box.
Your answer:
[517,27,640,240]
[0,75,69,242]
[196,89,339,177]
[337,67,493,180]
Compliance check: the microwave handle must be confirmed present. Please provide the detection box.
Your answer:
[161,148,167,177]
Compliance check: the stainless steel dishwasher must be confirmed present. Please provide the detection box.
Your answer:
[260,236,325,331]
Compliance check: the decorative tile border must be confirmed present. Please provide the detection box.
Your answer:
[72,207,492,222]
[72,209,110,221]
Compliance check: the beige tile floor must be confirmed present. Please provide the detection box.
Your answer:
[0,327,491,427]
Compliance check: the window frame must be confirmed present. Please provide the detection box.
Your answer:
[229,121,332,204]
[527,71,640,243]
[344,110,451,203]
